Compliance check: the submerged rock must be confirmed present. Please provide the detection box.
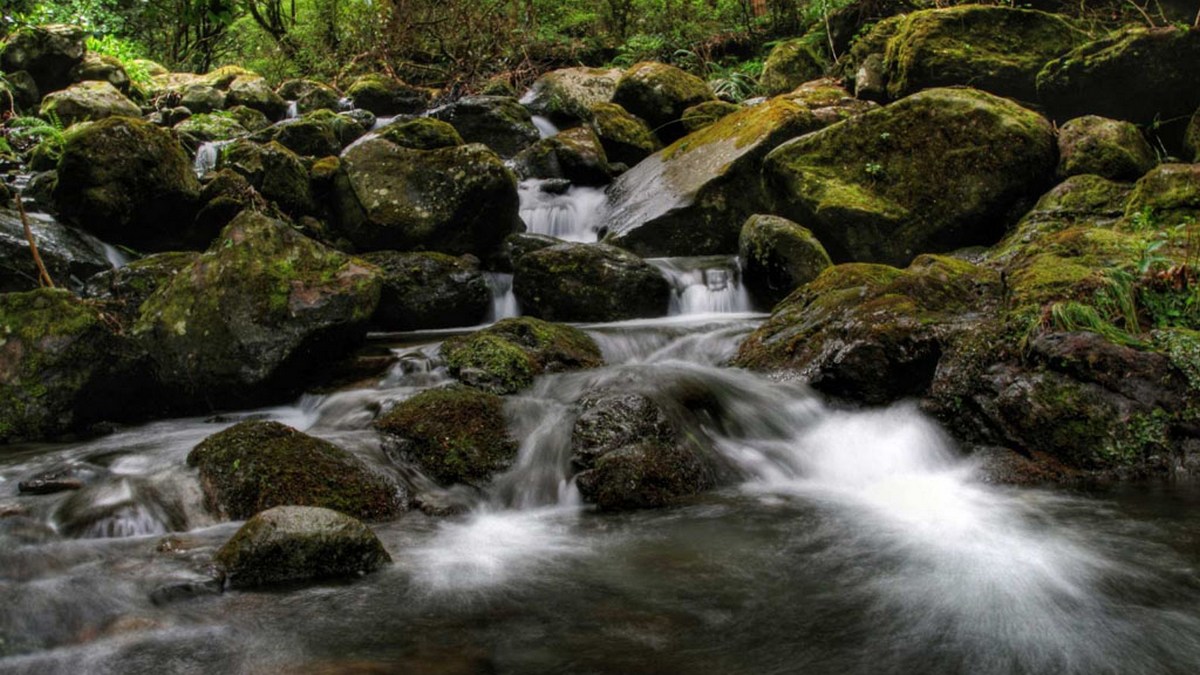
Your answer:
[612,62,715,143]
[513,242,670,322]
[361,251,490,331]
[39,81,140,126]
[440,317,603,395]
[188,420,403,521]
[1057,116,1156,181]
[215,506,391,589]
[738,214,832,308]
[524,67,622,125]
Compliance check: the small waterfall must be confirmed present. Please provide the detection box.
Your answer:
[285,100,299,118]
[485,272,520,321]
[337,96,354,111]
[646,256,754,315]
[192,140,231,177]
[531,115,558,138]
[98,242,130,269]
[518,179,608,242]
[371,116,397,131]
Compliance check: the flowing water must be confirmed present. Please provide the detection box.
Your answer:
[646,256,755,315]
[518,179,608,242]
[191,141,233,177]
[4,313,1200,674]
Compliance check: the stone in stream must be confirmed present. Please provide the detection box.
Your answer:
[512,242,671,323]
[0,208,112,293]
[215,506,392,589]
[218,139,315,218]
[345,73,429,116]
[361,250,490,331]
[738,213,832,309]
[1056,116,1157,181]
[70,52,131,94]
[188,420,404,521]
[612,62,716,143]
[513,126,612,186]
[0,24,87,95]
[224,74,287,120]
[173,113,248,147]
[523,66,622,125]
[39,80,141,127]
[253,109,367,158]
[440,317,604,395]
[429,95,541,158]
[276,78,341,114]
[587,101,661,167]
[54,477,188,538]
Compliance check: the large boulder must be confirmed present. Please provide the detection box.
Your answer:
[52,116,202,251]
[588,101,661,166]
[738,214,832,308]
[374,385,518,487]
[132,211,381,408]
[763,87,1057,265]
[513,242,671,322]
[0,24,86,95]
[0,289,151,443]
[440,317,603,395]
[332,135,521,256]
[345,74,428,116]
[680,100,740,133]
[429,95,540,158]
[524,67,622,125]
[603,96,819,256]
[760,37,827,96]
[215,506,391,589]
[1125,163,1200,228]
[174,113,248,145]
[39,81,141,127]
[69,53,130,94]
[260,109,366,157]
[514,126,612,185]
[83,251,199,323]
[188,420,404,521]
[611,62,716,143]
[361,251,490,330]
[1057,115,1156,181]
[179,82,226,114]
[218,139,314,217]
[883,6,1080,102]
[1,209,111,293]
[277,79,341,114]
[224,75,287,120]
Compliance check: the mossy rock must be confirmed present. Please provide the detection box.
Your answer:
[218,139,314,217]
[738,213,832,308]
[991,174,1133,262]
[188,420,403,521]
[0,24,86,95]
[215,506,391,589]
[130,58,167,77]
[1,207,111,293]
[840,13,906,90]
[39,81,141,127]
[361,251,490,330]
[760,36,828,96]
[513,126,611,186]
[256,113,344,158]
[199,65,258,89]
[681,100,740,133]
[763,87,1057,265]
[588,101,660,166]
[1057,116,1156,181]
[69,53,130,95]
[378,117,463,150]
[83,251,200,323]
[3,69,40,110]
[194,168,265,235]
[513,242,671,322]
[440,317,604,395]
[604,96,820,257]
[132,210,382,408]
[224,75,287,120]
[883,5,1081,102]
[524,67,622,125]
[179,83,226,114]
[332,136,520,257]
[226,105,270,132]
[1125,163,1200,228]
[782,78,878,127]
[277,79,341,114]
[0,288,152,443]
[429,95,540,159]
[52,116,202,251]
[612,62,716,143]
[374,385,518,487]
[345,74,429,116]
[174,112,247,144]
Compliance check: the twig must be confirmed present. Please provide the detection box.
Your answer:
[15,193,54,288]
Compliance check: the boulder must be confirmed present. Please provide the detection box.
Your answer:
[1057,116,1157,181]
[513,242,671,322]
[523,67,622,124]
[0,289,151,443]
[680,100,740,133]
[215,506,391,589]
[82,251,199,323]
[604,96,819,256]
[52,116,202,251]
[0,24,86,94]
[361,251,490,330]
[3,69,40,110]
[227,105,271,132]
[588,101,661,166]
[374,385,518,487]
[781,78,878,127]
[513,126,611,185]
[993,174,1132,260]
[429,95,540,158]
[277,79,341,114]
[492,232,559,272]
[188,420,403,521]
[132,211,381,407]
[738,214,832,308]
[193,168,266,235]
[332,136,521,256]
[1125,163,1200,228]
[345,74,428,116]
[218,139,314,217]
[256,114,340,158]
[763,87,1057,265]
[39,81,141,127]
[69,53,130,94]
[440,317,603,394]
[179,83,226,114]
[224,75,287,120]
[174,113,248,145]
[760,37,827,96]
[377,117,463,149]
[612,62,716,143]
[1,209,111,293]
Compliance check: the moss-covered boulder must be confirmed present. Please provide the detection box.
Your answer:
[345,74,429,116]
[277,79,341,114]
[1125,163,1200,228]
[227,104,271,132]
[763,87,1057,265]
[680,100,740,133]
[429,95,540,158]
[760,37,827,96]
[361,251,490,330]
[52,116,202,251]
[3,69,40,110]
[82,251,199,323]
[1037,26,1200,135]
[524,67,622,125]
[588,101,660,166]
[179,82,226,114]
[1,208,111,293]
[738,214,832,308]
[604,96,819,256]
[218,139,314,217]
[133,211,381,408]
[612,62,716,143]
[193,168,266,235]
[782,78,878,127]
[0,289,152,443]
[513,242,670,322]
[1057,116,1156,181]
[39,81,141,126]
[374,385,518,487]
[883,6,1080,102]
[174,113,247,145]
[215,506,391,589]
[224,75,287,120]
[0,24,86,95]
[440,317,603,395]
[69,53,130,94]
[377,117,463,150]
[188,420,403,521]
[513,126,611,186]
[332,136,521,256]
[993,174,1133,258]
[255,112,341,158]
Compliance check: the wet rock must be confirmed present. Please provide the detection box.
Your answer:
[604,96,819,256]
[680,100,740,132]
[132,211,381,408]
[148,567,225,605]
[215,506,391,589]
[361,251,489,331]
[193,168,265,235]
[738,214,832,308]
[218,139,314,217]
[760,37,827,96]
[54,477,187,538]
[1057,116,1156,181]
[377,117,462,149]
[52,116,202,251]
[345,74,429,116]
[225,75,287,120]
[69,52,130,94]
[84,250,202,323]
[17,462,105,494]
[440,317,603,395]
[257,109,366,158]
[492,232,559,272]
[39,80,141,127]
[0,208,111,293]
[0,24,87,94]
[513,126,612,186]
[429,95,540,158]
[612,62,716,143]
[513,242,671,322]
[179,82,226,114]
[588,101,660,167]
[524,67,622,125]
[374,385,518,488]
[188,420,403,521]
[763,87,1056,265]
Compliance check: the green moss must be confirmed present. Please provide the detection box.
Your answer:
[760,35,828,96]
[663,96,813,162]
[175,112,247,142]
[588,101,660,165]
[440,317,603,394]
[379,117,463,150]
[1125,164,1200,228]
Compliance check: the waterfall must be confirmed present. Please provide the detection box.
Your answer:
[285,100,299,119]
[646,256,754,315]
[531,115,558,138]
[517,179,608,242]
[485,271,520,321]
[192,140,232,177]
